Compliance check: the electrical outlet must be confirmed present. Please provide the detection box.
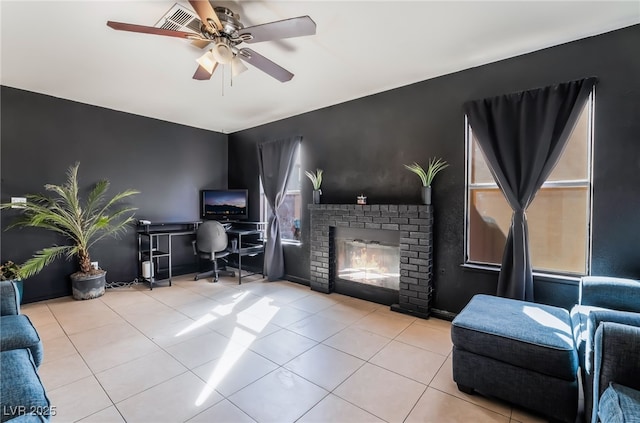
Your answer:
[11,197,26,209]
[91,261,99,270]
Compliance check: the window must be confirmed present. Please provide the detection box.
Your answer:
[465,92,594,275]
[260,145,302,242]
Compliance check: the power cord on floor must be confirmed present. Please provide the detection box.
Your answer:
[105,278,140,289]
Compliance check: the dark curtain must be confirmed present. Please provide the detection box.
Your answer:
[464,77,596,301]
[257,136,301,281]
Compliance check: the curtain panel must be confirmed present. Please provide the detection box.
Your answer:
[464,77,596,301]
[257,136,301,281]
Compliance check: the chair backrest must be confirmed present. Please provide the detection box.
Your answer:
[579,276,640,313]
[196,221,228,254]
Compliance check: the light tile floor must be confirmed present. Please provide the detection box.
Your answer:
[23,273,559,422]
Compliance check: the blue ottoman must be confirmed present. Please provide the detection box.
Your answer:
[451,294,578,423]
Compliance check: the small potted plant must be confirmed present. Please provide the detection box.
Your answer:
[0,162,139,300]
[0,260,24,303]
[305,168,323,204]
[404,157,449,204]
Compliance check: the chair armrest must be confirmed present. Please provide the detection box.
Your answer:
[592,322,640,423]
[579,276,640,312]
[0,281,20,316]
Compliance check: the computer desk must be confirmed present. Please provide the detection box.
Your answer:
[136,221,201,289]
[137,220,266,287]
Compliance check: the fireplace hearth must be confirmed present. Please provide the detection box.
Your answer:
[309,204,433,318]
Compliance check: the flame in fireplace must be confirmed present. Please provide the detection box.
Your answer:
[349,248,388,275]
[338,241,400,289]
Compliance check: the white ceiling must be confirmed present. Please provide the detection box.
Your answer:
[1,1,638,134]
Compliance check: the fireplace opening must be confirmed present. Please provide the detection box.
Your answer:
[333,227,400,305]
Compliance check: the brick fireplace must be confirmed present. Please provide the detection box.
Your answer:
[309,204,433,319]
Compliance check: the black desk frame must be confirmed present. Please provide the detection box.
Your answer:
[137,220,265,288]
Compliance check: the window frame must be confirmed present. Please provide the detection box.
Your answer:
[463,90,595,277]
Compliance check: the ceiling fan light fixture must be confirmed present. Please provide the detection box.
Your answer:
[196,50,217,74]
[231,56,248,77]
[211,37,233,64]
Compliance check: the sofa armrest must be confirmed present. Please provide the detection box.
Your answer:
[592,322,640,423]
[579,276,640,313]
[0,280,20,316]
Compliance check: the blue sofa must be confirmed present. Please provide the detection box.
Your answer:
[570,276,640,422]
[451,276,640,423]
[0,281,50,422]
[592,322,640,422]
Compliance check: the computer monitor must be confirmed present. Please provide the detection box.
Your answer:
[200,189,248,220]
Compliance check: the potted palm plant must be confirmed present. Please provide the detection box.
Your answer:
[404,157,449,205]
[305,168,323,204]
[0,260,24,303]
[0,163,139,300]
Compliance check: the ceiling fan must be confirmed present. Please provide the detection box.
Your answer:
[107,1,316,82]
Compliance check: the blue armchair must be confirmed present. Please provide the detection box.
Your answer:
[0,281,50,422]
[0,281,43,367]
[591,322,640,422]
[570,276,640,422]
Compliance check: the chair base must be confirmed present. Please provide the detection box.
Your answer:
[194,268,236,282]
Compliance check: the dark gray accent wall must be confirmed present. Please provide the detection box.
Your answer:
[228,24,640,315]
[1,87,228,303]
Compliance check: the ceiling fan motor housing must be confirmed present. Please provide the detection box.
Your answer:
[214,7,243,38]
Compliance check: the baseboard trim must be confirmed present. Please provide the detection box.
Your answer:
[430,308,457,321]
[284,275,310,286]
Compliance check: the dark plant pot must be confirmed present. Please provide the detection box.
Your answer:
[312,190,321,205]
[70,271,106,300]
[421,186,432,205]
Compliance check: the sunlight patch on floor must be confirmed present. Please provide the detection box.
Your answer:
[195,293,281,406]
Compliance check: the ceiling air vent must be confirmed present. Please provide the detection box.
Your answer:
[155,3,201,33]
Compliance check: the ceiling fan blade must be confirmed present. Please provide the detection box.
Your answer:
[188,0,223,33]
[107,21,199,39]
[193,63,217,80]
[238,48,293,82]
[191,39,211,49]
[240,16,316,44]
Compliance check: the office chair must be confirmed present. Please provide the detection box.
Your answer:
[192,221,235,282]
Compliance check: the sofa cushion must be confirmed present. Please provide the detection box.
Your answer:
[0,315,43,367]
[451,294,578,380]
[598,382,640,423]
[0,349,50,423]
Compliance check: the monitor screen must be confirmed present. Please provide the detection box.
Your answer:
[200,189,248,220]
